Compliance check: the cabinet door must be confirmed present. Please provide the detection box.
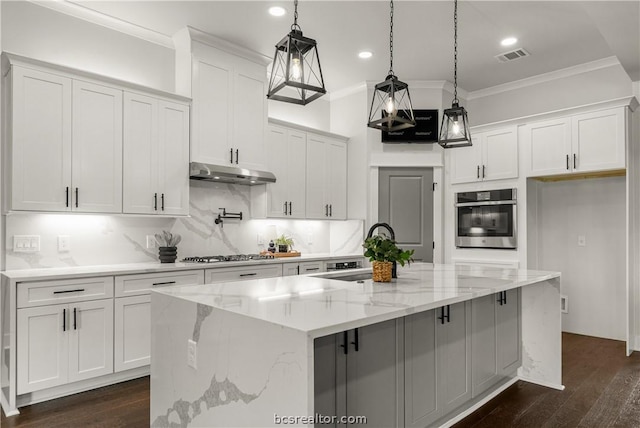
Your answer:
[68,299,114,382]
[405,310,441,428]
[327,141,347,220]
[17,304,69,394]
[287,131,307,218]
[233,58,267,170]
[159,101,190,215]
[449,143,482,184]
[346,320,400,428]
[71,80,123,213]
[306,135,328,219]
[314,334,337,424]
[471,294,499,397]
[114,295,151,372]
[482,127,518,181]
[282,263,300,276]
[123,92,159,214]
[497,288,521,375]
[573,108,625,172]
[11,66,72,212]
[266,126,289,218]
[524,118,572,177]
[437,302,471,414]
[191,56,233,164]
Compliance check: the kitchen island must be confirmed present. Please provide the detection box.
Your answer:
[150,263,561,427]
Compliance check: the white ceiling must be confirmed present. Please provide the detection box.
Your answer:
[70,1,640,94]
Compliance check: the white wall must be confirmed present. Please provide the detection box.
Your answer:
[268,97,331,130]
[532,177,626,341]
[468,64,632,127]
[1,1,175,92]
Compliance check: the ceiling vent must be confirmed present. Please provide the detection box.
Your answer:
[495,48,530,63]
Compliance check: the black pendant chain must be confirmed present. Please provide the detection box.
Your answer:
[389,0,394,76]
[453,0,459,103]
[291,0,300,31]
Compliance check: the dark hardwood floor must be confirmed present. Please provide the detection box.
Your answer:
[2,333,639,427]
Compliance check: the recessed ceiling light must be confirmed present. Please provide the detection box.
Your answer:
[269,6,286,17]
[501,37,518,47]
[358,51,373,59]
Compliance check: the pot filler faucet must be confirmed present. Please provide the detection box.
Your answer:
[366,222,398,279]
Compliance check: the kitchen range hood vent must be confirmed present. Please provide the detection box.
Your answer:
[189,162,276,185]
[495,48,530,63]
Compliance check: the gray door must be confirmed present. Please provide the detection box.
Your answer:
[379,168,434,262]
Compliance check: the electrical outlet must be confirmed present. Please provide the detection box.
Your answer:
[257,234,265,245]
[187,339,197,369]
[146,235,156,249]
[307,233,313,245]
[577,235,586,247]
[560,295,569,313]
[58,235,70,252]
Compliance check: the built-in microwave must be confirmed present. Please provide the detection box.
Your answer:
[455,188,517,249]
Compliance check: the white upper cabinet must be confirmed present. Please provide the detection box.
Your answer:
[191,47,266,170]
[72,80,123,213]
[449,126,518,184]
[524,107,626,177]
[123,93,190,216]
[266,125,306,218]
[306,133,347,220]
[10,66,72,212]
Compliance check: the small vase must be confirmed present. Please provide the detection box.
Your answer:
[158,246,177,263]
[372,261,393,282]
[278,244,289,253]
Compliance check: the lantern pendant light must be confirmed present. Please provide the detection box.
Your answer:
[439,0,472,148]
[367,0,416,132]
[267,0,326,105]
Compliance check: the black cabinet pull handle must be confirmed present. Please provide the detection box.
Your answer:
[235,149,239,164]
[288,202,292,216]
[438,306,446,324]
[573,153,577,169]
[497,292,503,306]
[75,188,79,208]
[445,305,451,323]
[340,331,349,355]
[66,187,69,208]
[161,193,165,211]
[53,289,85,294]
[306,267,320,271]
[73,307,77,330]
[325,204,329,217]
[503,291,507,305]
[154,193,158,211]
[477,165,480,179]
[296,265,300,275]
[230,148,234,164]
[329,204,332,217]
[152,281,176,286]
[283,202,287,215]
[482,165,485,178]
[351,328,360,352]
[239,273,257,277]
[63,308,66,332]
[566,154,570,170]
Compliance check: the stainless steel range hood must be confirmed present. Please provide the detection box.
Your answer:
[189,162,276,185]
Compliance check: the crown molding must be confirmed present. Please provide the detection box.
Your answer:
[29,0,174,48]
[185,26,271,66]
[467,56,621,100]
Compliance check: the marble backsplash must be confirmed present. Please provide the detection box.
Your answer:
[4,181,364,270]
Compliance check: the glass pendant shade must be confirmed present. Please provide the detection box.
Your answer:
[367,74,416,132]
[267,29,326,105]
[439,102,472,148]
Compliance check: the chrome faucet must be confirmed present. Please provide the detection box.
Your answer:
[366,222,398,279]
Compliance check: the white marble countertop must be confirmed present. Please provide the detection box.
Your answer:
[1,253,363,281]
[153,262,560,338]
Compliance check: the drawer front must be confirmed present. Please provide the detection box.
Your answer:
[17,277,114,308]
[299,261,324,274]
[115,270,205,297]
[205,265,283,284]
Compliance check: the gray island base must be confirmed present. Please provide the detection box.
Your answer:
[151,263,561,427]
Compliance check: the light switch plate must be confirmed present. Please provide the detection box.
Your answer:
[14,235,40,252]
[577,235,586,247]
[146,235,156,249]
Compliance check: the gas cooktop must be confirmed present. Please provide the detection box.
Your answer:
[181,254,275,263]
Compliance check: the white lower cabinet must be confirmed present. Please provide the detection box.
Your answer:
[471,288,521,397]
[114,295,151,372]
[17,299,114,394]
[282,261,324,276]
[205,265,283,283]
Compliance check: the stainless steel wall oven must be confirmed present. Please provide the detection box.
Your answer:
[455,188,517,249]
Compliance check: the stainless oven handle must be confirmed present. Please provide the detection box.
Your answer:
[455,200,516,207]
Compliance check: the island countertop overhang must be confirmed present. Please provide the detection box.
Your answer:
[152,263,560,339]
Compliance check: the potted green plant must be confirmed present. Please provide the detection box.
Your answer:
[275,234,294,253]
[363,235,414,282]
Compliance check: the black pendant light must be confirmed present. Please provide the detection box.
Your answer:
[439,0,472,148]
[267,0,326,105]
[367,0,416,132]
